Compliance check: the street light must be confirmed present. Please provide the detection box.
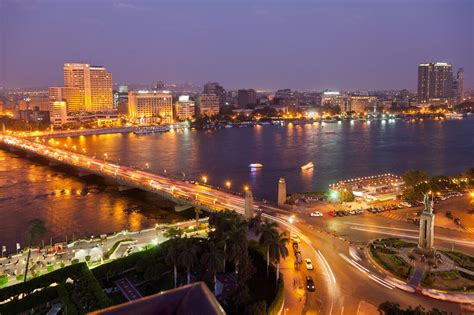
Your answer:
[225,181,231,189]
[145,163,150,169]
[202,176,208,184]
[244,185,249,192]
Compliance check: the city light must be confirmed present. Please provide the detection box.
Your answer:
[225,181,231,189]
[202,176,208,184]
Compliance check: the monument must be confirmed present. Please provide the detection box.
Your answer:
[244,189,254,219]
[277,178,286,207]
[418,193,435,254]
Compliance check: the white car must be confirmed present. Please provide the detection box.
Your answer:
[310,211,323,217]
[305,258,314,270]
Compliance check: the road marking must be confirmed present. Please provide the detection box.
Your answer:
[344,222,418,233]
[341,305,344,315]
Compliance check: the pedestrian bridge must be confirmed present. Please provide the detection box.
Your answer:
[0,134,254,216]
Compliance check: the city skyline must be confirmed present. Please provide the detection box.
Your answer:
[1,0,472,90]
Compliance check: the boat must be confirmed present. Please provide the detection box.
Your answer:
[134,125,170,134]
[445,113,464,120]
[249,163,263,169]
[325,131,336,135]
[301,162,314,171]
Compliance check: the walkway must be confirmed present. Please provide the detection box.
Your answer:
[116,277,142,301]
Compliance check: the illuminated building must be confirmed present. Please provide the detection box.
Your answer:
[63,63,113,112]
[196,94,220,116]
[175,95,195,120]
[238,89,257,108]
[48,87,82,112]
[128,91,173,124]
[452,68,464,105]
[204,82,226,107]
[18,95,50,111]
[321,91,351,112]
[49,101,68,126]
[350,95,378,113]
[417,62,453,105]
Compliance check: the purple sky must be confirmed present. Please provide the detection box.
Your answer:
[1,0,472,91]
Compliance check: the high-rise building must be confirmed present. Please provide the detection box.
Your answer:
[128,91,173,124]
[204,82,226,107]
[417,62,453,105]
[63,63,113,112]
[174,95,195,121]
[452,68,464,105]
[196,94,220,116]
[237,89,257,108]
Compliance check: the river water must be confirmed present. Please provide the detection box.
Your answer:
[1,118,473,250]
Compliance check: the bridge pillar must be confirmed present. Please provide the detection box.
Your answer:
[244,189,254,219]
[277,178,286,207]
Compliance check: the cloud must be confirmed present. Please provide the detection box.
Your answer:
[113,2,145,11]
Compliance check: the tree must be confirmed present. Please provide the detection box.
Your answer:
[269,232,289,285]
[164,226,183,239]
[259,219,278,276]
[23,219,47,282]
[248,211,263,234]
[378,301,446,315]
[165,238,182,288]
[403,170,429,188]
[226,223,248,276]
[340,190,355,202]
[200,241,224,295]
[178,237,200,284]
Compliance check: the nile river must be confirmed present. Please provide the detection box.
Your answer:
[1,118,473,250]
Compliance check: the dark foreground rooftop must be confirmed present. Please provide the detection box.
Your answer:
[91,282,225,315]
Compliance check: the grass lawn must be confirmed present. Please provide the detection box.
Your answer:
[369,246,412,280]
[422,271,474,291]
[442,251,474,271]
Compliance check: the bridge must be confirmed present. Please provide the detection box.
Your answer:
[0,134,259,217]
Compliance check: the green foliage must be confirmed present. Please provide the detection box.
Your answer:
[0,286,58,314]
[47,265,54,272]
[0,275,8,287]
[71,259,79,264]
[267,277,284,315]
[16,274,25,281]
[442,251,474,271]
[339,190,355,202]
[378,301,447,315]
[403,170,429,188]
[57,284,78,315]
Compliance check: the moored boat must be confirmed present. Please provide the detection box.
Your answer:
[301,162,314,171]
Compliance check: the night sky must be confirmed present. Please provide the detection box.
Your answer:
[1,0,472,90]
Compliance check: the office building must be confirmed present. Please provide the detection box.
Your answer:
[48,87,82,112]
[196,94,220,116]
[204,82,226,107]
[63,63,113,112]
[238,89,257,108]
[175,95,195,120]
[321,91,351,112]
[417,62,453,105]
[128,91,173,124]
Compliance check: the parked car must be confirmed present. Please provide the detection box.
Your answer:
[306,276,315,291]
[305,258,314,270]
[310,211,323,217]
[328,211,336,217]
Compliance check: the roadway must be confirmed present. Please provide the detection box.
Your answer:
[1,134,473,314]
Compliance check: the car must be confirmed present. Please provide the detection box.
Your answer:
[310,211,323,217]
[328,211,336,217]
[305,258,314,270]
[306,276,315,291]
[296,252,302,264]
[349,210,356,215]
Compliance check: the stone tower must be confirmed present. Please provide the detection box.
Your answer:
[418,193,435,253]
[244,189,254,219]
[277,178,286,207]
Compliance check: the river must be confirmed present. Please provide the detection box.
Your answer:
[0,118,472,250]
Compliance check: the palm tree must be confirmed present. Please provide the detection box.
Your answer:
[269,231,289,285]
[259,220,278,276]
[178,237,200,284]
[24,219,47,282]
[248,211,263,234]
[165,238,182,288]
[226,223,247,276]
[201,241,224,295]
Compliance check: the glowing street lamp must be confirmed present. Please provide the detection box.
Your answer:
[202,176,208,184]
[145,163,150,169]
[244,185,249,192]
[225,181,231,189]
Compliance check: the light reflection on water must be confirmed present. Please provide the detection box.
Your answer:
[0,118,473,249]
